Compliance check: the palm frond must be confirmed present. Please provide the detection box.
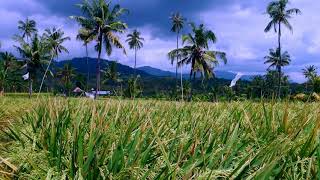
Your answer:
[286,8,301,15]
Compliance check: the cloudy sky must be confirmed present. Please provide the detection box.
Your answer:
[0,0,318,82]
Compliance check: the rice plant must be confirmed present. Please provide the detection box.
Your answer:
[1,98,320,179]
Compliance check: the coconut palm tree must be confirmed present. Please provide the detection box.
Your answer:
[102,61,122,94]
[264,48,291,96]
[18,18,37,42]
[169,23,227,79]
[302,65,317,82]
[38,27,70,94]
[56,63,76,96]
[302,65,317,91]
[264,0,301,96]
[71,0,128,98]
[0,52,16,94]
[15,34,49,97]
[1,52,16,71]
[264,48,291,68]
[102,61,121,84]
[168,23,227,100]
[170,12,185,100]
[264,48,291,71]
[126,29,144,75]
[76,28,92,91]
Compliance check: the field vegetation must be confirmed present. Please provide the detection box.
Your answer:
[1,97,320,179]
[0,0,319,179]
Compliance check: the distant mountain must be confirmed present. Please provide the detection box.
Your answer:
[137,66,254,81]
[55,57,152,78]
[137,66,176,77]
[55,58,254,82]
[215,71,239,80]
[50,58,259,96]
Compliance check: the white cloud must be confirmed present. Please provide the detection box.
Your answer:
[1,0,320,83]
[0,0,47,15]
[198,0,320,82]
[306,33,320,54]
[107,26,177,71]
[0,2,85,60]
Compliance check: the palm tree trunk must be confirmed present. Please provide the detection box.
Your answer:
[95,29,103,99]
[177,31,184,101]
[191,72,197,101]
[29,79,33,98]
[278,65,281,94]
[181,63,184,101]
[38,53,54,95]
[86,44,89,91]
[134,48,137,76]
[95,32,103,99]
[96,50,101,99]
[0,87,4,96]
[278,21,282,98]
[176,33,178,86]
[188,70,194,102]
[1,70,7,96]
[305,82,308,93]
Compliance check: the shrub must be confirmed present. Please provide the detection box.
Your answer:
[313,77,320,93]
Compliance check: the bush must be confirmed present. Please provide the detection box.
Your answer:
[293,93,307,102]
[311,92,320,101]
[313,77,320,93]
[124,76,142,99]
[292,92,320,102]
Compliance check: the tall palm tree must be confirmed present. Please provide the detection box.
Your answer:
[0,52,16,94]
[15,34,49,97]
[38,27,70,94]
[56,63,76,96]
[170,12,185,100]
[126,29,144,75]
[302,65,317,82]
[76,28,92,91]
[264,0,301,96]
[302,65,317,91]
[264,48,291,93]
[18,18,37,42]
[71,0,128,98]
[168,23,227,100]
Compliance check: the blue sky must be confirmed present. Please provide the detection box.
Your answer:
[0,0,318,82]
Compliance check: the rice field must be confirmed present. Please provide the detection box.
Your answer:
[1,97,320,179]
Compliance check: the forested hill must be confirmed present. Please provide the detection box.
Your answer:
[54,57,152,78]
[53,58,241,96]
[137,66,254,80]
[55,57,253,80]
